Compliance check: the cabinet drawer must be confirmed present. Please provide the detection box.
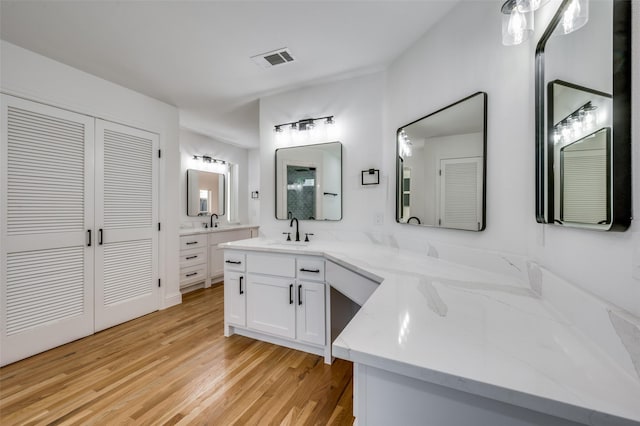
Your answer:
[247,253,295,277]
[297,257,325,282]
[180,263,207,287]
[180,247,207,267]
[180,234,207,250]
[224,251,246,272]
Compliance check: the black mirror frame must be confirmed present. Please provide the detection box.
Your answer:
[395,91,488,231]
[535,0,631,230]
[274,141,343,221]
[186,169,226,217]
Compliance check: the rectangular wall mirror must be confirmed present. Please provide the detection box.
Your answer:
[396,92,487,231]
[535,0,631,230]
[275,141,342,221]
[186,169,225,216]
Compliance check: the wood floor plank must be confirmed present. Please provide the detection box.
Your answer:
[0,286,354,425]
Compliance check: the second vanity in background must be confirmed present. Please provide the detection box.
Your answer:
[179,225,259,291]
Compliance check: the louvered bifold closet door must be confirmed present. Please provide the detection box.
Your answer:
[94,120,158,332]
[439,157,483,231]
[0,95,94,366]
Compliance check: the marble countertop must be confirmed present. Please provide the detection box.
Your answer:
[221,237,640,426]
[179,224,258,236]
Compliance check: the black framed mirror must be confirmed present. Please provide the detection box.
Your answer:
[275,141,342,221]
[535,0,631,230]
[396,92,487,231]
[186,169,225,217]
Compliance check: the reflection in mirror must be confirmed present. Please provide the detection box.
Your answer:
[396,92,487,231]
[275,141,342,221]
[186,169,225,217]
[535,0,630,230]
[550,81,611,227]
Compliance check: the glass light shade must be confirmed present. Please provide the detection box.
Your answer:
[516,0,550,13]
[561,0,588,35]
[502,7,534,46]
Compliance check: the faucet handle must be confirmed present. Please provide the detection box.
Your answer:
[282,232,291,241]
[304,233,314,242]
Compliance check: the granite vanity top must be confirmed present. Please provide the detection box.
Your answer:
[221,237,640,426]
[179,224,258,236]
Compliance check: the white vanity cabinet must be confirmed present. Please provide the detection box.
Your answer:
[223,251,246,327]
[209,228,252,281]
[179,227,257,292]
[179,234,209,289]
[224,249,329,362]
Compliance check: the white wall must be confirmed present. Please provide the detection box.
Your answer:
[258,72,386,237]
[388,0,639,317]
[256,1,639,317]
[179,127,249,226]
[0,40,182,309]
[248,148,261,225]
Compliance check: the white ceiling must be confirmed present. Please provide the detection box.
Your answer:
[0,0,458,148]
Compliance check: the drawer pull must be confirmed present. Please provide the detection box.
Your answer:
[186,272,198,277]
[289,284,294,305]
[186,255,198,260]
[225,260,242,264]
[298,284,302,306]
[186,241,198,245]
[300,268,320,273]
[239,276,244,295]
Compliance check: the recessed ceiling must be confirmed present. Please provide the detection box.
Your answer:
[0,1,458,148]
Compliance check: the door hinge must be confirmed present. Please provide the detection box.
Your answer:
[439,169,442,176]
[158,222,161,231]
[158,278,161,288]
[158,149,162,158]
[438,219,441,226]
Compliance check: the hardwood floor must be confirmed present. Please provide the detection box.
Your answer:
[0,285,354,425]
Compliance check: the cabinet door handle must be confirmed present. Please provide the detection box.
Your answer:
[87,229,92,247]
[186,272,197,277]
[298,284,302,306]
[289,284,293,304]
[225,260,241,264]
[300,268,320,273]
[186,255,198,260]
[239,276,244,295]
[186,241,198,245]
[98,229,103,245]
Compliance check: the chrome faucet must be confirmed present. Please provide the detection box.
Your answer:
[290,217,300,242]
[210,213,219,228]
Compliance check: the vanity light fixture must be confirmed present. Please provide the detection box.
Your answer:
[501,0,534,46]
[501,0,587,46]
[193,155,227,165]
[273,115,335,133]
[398,129,413,157]
[560,0,588,34]
[552,101,598,144]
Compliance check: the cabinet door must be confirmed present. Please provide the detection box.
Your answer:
[209,246,224,280]
[94,120,158,332]
[296,280,326,346]
[0,95,95,366]
[246,274,295,339]
[224,271,246,327]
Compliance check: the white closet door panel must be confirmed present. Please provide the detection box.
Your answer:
[6,103,88,236]
[94,120,158,332]
[439,158,483,231]
[1,95,94,367]
[562,150,608,224]
[102,128,153,229]
[6,246,85,335]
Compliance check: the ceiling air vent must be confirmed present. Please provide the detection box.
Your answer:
[251,48,295,69]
